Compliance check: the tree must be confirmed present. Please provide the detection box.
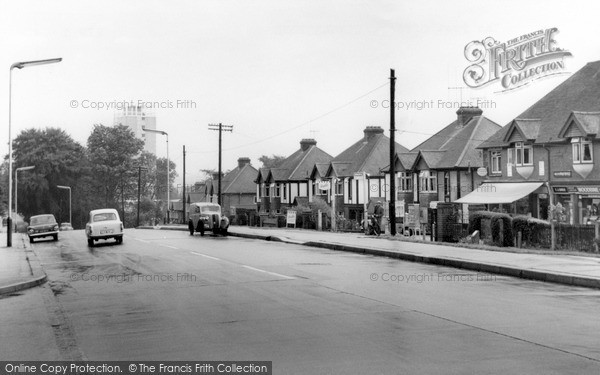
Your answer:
[87,124,144,209]
[259,155,286,168]
[11,128,87,226]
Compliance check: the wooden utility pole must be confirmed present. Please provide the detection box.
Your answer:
[182,145,186,223]
[208,123,233,205]
[389,69,397,236]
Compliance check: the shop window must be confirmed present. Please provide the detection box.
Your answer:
[419,170,437,193]
[571,137,593,164]
[491,151,502,174]
[515,142,533,166]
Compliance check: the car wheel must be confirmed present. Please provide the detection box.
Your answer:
[87,239,94,247]
[53,234,58,241]
[188,221,194,236]
[116,235,123,244]
[221,228,228,236]
[29,237,33,243]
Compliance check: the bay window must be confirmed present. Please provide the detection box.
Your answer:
[397,172,412,192]
[419,170,437,192]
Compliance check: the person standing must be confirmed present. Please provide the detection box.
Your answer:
[373,201,384,235]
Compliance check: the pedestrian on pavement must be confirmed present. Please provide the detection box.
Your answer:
[373,201,384,235]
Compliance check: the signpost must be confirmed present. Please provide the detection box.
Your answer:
[286,210,297,228]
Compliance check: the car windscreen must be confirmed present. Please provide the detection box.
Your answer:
[30,215,56,225]
[93,213,117,222]
[200,205,220,213]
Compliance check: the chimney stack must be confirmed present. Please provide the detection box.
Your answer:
[456,106,483,127]
[300,138,317,151]
[364,126,384,139]
[237,157,251,169]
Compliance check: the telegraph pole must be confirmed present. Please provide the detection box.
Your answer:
[389,69,397,236]
[208,123,233,205]
[182,145,186,223]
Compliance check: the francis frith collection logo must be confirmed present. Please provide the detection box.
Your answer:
[463,28,572,91]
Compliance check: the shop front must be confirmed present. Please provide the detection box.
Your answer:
[552,185,600,225]
[455,182,548,219]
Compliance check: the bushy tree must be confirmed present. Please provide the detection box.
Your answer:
[11,128,87,226]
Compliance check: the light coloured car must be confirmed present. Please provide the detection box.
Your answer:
[28,214,59,243]
[60,222,73,231]
[188,202,229,236]
[86,208,123,246]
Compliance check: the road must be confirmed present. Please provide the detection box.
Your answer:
[2,228,600,374]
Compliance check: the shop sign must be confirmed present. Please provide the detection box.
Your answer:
[577,187,600,194]
[552,186,576,193]
[553,171,572,177]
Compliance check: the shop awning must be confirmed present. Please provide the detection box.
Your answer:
[455,182,543,204]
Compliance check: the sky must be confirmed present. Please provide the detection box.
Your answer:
[1,0,600,186]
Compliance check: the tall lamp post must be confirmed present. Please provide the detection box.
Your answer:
[57,185,72,225]
[15,166,35,218]
[7,57,62,247]
[142,127,170,223]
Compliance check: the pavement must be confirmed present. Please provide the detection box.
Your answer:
[142,224,600,290]
[0,230,47,295]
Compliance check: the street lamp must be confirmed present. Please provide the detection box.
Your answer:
[57,185,71,225]
[142,127,170,223]
[15,166,35,218]
[7,57,62,247]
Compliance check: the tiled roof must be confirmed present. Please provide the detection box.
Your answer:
[480,60,600,148]
[416,150,447,169]
[397,153,418,170]
[259,140,333,183]
[329,128,410,177]
[310,163,330,179]
[223,163,259,194]
[412,113,501,169]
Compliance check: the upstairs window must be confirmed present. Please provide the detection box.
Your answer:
[515,142,533,166]
[572,137,593,164]
[491,151,502,174]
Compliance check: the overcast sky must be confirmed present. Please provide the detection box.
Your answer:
[2,0,600,185]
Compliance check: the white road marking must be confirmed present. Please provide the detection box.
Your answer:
[241,265,295,280]
[189,251,293,280]
[190,251,221,261]
[160,244,178,249]
[132,238,150,243]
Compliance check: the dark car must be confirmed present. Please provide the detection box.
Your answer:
[188,202,229,236]
[28,214,59,243]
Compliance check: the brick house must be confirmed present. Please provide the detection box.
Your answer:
[309,126,410,223]
[256,139,333,215]
[473,61,600,224]
[205,157,258,218]
[384,107,501,222]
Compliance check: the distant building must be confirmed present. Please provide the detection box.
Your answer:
[256,139,333,215]
[206,157,259,220]
[114,104,157,154]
